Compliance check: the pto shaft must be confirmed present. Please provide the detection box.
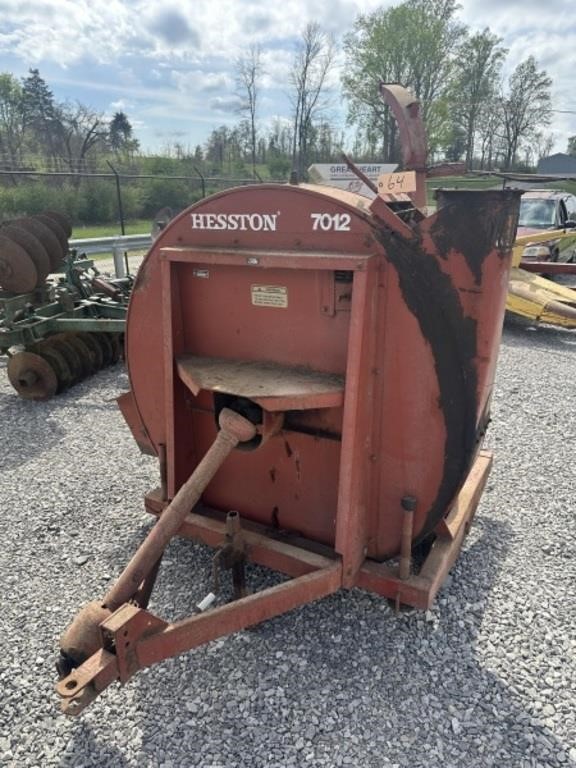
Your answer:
[103,408,256,611]
[59,407,256,669]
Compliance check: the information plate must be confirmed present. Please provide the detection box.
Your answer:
[251,285,288,309]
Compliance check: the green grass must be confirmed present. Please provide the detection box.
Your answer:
[550,180,576,196]
[71,219,151,239]
[69,176,576,237]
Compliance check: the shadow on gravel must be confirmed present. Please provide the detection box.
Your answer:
[0,396,67,470]
[55,513,566,768]
[503,313,576,352]
[58,723,131,768]
[0,367,124,471]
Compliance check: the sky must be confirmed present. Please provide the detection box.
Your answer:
[0,0,574,156]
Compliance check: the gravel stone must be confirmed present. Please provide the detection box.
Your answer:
[0,318,575,767]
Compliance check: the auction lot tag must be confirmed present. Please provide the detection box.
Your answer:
[251,285,288,308]
[377,170,417,194]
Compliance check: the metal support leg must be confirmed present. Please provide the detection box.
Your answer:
[212,510,247,599]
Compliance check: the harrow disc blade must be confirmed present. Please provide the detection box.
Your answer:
[13,218,64,272]
[43,211,72,239]
[108,333,123,363]
[7,351,58,400]
[76,332,105,370]
[32,340,74,392]
[92,332,115,366]
[60,333,95,376]
[0,235,38,293]
[46,334,84,384]
[36,214,69,253]
[1,225,51,283]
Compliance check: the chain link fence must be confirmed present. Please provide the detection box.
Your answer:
[0,167,282,232]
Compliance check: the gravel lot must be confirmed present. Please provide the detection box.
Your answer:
[0,317,574,768]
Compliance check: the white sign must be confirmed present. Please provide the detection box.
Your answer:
[309,163,397,180]
[308,162,397,198]
[251,285,288,308]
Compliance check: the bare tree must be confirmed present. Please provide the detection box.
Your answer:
[235,45,264,176]
[289,23,335,178]
[60,102,108,182]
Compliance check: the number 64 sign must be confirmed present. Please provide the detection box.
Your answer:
[377,170,417,195]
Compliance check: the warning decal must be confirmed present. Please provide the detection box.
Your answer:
[251,284,288,308]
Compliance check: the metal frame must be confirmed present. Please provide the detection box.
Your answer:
[56,448,491,715]
[0,293,126,351]
[0,252,130,352]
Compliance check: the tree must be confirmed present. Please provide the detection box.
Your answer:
[193,144,203,164]
[567,136,576,157]
[289,23,335,178]
[109,111,138,155]
[268,119,293,157]
[499,56,552,170]
[204,126,246,174]
[315,120,335,161]
[266,119,293,178]
[342,0,465,160]
[343,0,465,161]
[205,126,228,171]
[531,132,554,165]
[21,68,62,168]
[449,29,507,167]
[432,96,467,161]
[235,45,264,176]
[60,102,108,180]
[0,73,25,171]
[475,97,504,169]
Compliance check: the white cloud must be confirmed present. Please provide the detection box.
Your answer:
[208,95,243,113]
[0,0,573,152]
[0,0,142,66]
[171,70,233,95]
[110,99,133,111]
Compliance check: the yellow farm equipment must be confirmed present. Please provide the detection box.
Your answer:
[506,230,576,327]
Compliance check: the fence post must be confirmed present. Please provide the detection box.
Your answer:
[193,166,206,199]
[107,161,126,235]
[112,244,126,278]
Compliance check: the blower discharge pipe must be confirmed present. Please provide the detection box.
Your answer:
[102,408,257,611]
